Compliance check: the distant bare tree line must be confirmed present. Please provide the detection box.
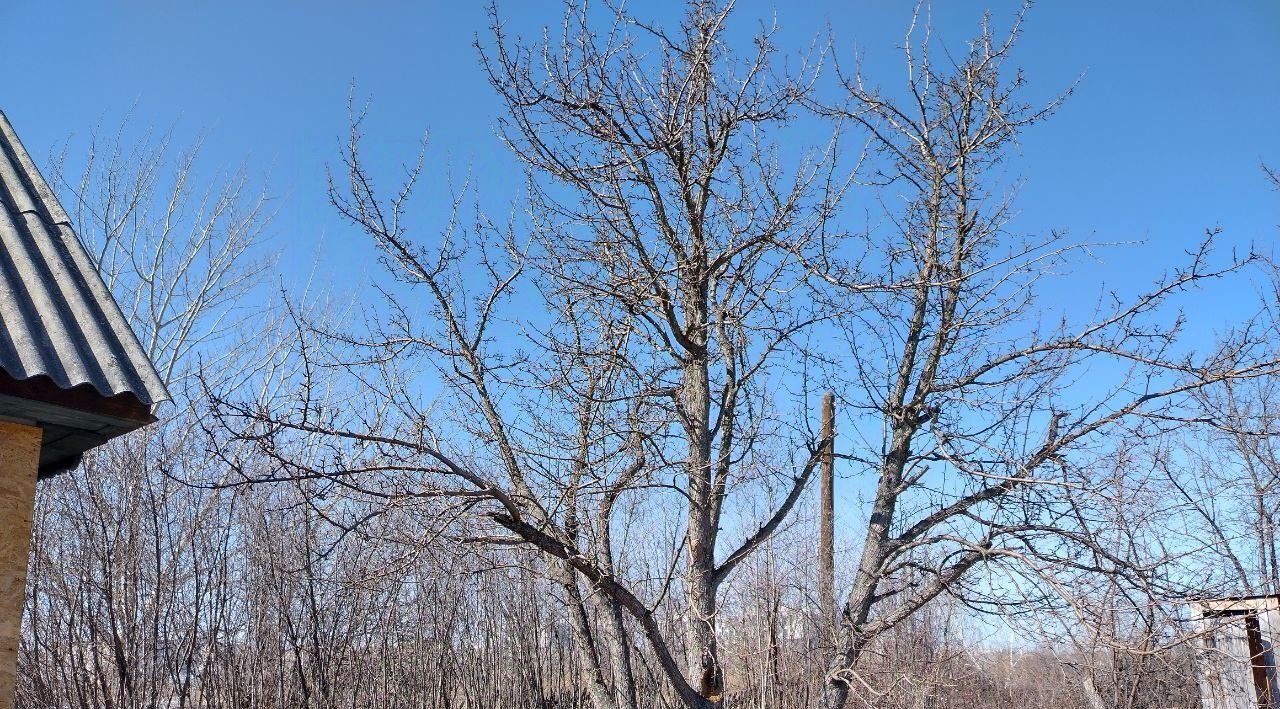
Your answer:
[15,3,1280,708]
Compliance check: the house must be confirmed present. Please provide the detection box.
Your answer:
[0,109,167,708]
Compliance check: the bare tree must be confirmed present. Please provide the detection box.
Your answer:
[813,10,1280,708]
[205,2,849,707]
[29,6,1277,709]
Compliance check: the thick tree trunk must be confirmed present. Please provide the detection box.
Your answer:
[685,571,721,705]
[684,347,723,706]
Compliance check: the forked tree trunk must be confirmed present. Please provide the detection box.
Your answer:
[820,423,912,709]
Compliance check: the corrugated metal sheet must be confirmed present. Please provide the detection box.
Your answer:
[0,110,168,408]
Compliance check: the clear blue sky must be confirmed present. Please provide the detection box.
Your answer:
[2,0,1278,329]
[4,5,1277,640]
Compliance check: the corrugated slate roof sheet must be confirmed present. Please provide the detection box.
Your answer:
[0,110,168,408]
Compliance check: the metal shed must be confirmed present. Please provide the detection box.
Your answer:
[1197,595,1280,709]
[0,109,167,708]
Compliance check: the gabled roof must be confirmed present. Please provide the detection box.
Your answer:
[0,110,168,475]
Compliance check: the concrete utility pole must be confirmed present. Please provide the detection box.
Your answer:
[818,392,836,636]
